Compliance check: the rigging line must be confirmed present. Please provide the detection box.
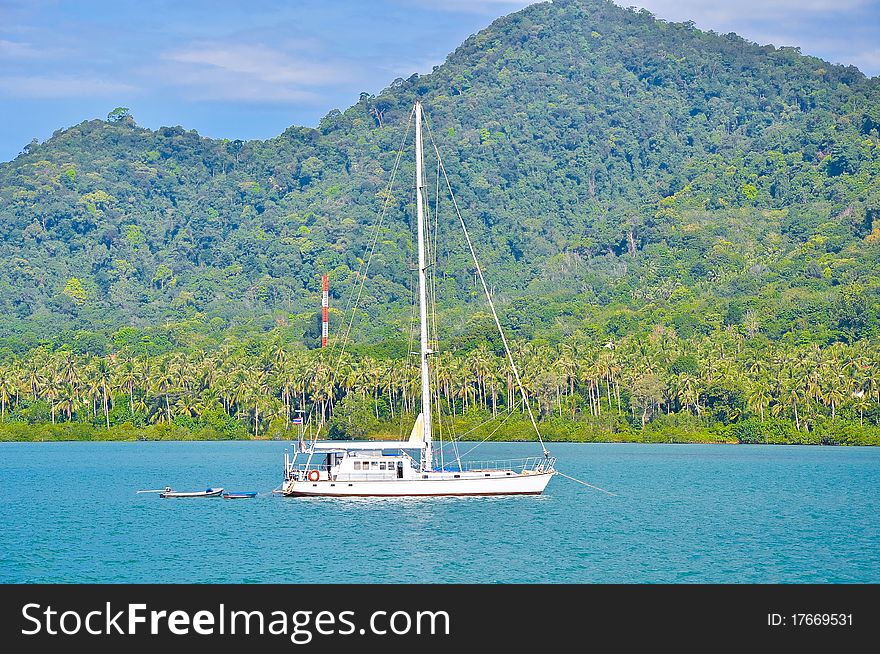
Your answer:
[399,183,420,438]
[448,408,463,469]
[316,139,413,408]
[554,470,617,496]
[429,155,454,465]
[442,369,464,464]
[434,402,513,452]
[453,402,519,463]
[422,185,444,465]
[437,397,463,471]
[307,107,415,445]
[400,267,418,439]
[424,120,549,458]
[430,354,463,468]
[331,108,415,357]
[399,288,416,440]
[430,156,441,355]
[423,159,445,466]
[332,107,414,364]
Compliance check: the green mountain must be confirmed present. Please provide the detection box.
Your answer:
[1,0,879,357]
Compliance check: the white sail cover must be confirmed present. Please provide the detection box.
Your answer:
[309,414,427,451]
[408,413,425,445]
[311,441,419,450]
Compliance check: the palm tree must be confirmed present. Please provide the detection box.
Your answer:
[43,375,60,425]
[24,359,45,402]
[153,364,176,424]
[277,360,296,428]
[780,378,804,431]
[132,394,148,421]
[91,357,114,429]
[119,357,139,415]
[175,394,200,419]
[852,392,870,426]
[747,383,771,422]
[824,385,846,420]
[379,360,396,419]
[58,351,79,385]
[677,373,701,416]
[57,381,81,422]
[250,370,272,436]
[0,368,14,420]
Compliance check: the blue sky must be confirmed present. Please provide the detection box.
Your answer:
[1,0,878,162]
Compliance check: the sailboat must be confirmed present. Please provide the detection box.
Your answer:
[280,102,556,497]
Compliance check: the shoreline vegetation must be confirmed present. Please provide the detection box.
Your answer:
[2,412,879,446]
[0,333,879,446]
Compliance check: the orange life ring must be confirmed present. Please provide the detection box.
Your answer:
[307,470,320,482]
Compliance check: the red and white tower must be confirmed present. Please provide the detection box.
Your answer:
[321,274,329,348]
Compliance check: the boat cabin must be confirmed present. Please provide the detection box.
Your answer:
[292,447,420,482]
[340,453,407,480]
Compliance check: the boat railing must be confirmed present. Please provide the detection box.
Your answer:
[286,463,401,482]
[289,462,330,472]
[445,456,556,473]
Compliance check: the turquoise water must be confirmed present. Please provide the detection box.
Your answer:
[1,441,878,583]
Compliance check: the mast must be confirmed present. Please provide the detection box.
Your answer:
[415,102,433,471]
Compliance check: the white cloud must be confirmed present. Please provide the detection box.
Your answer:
[379,56,446,79]
[0,75,136,98]
[0,39,40,58]
[850,48,880,72]
[163,43,348,85]
[405,0,540,14]
[154,42,355,103]
[624,0,869,23]
[154,65,322,103]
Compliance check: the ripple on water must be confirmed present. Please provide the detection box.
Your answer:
[0,441,878,583]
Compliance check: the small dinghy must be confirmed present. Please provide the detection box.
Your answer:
[160,487,223,498]
[137,486,172,494]
[222,492,257,499]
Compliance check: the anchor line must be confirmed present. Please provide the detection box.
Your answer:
[554,471,617,496]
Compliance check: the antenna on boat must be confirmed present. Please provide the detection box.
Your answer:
[294,409,306,452]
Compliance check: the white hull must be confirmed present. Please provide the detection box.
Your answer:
[282,470,554,497]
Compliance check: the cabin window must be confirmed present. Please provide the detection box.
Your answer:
[371,461,379,470]
[379,462,387,471]
[354,461,362,470]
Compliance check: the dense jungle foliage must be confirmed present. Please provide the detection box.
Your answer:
[0,334,878,445]
[0,0,878,441]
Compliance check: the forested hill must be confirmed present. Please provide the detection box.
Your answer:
[1,0,879,357]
